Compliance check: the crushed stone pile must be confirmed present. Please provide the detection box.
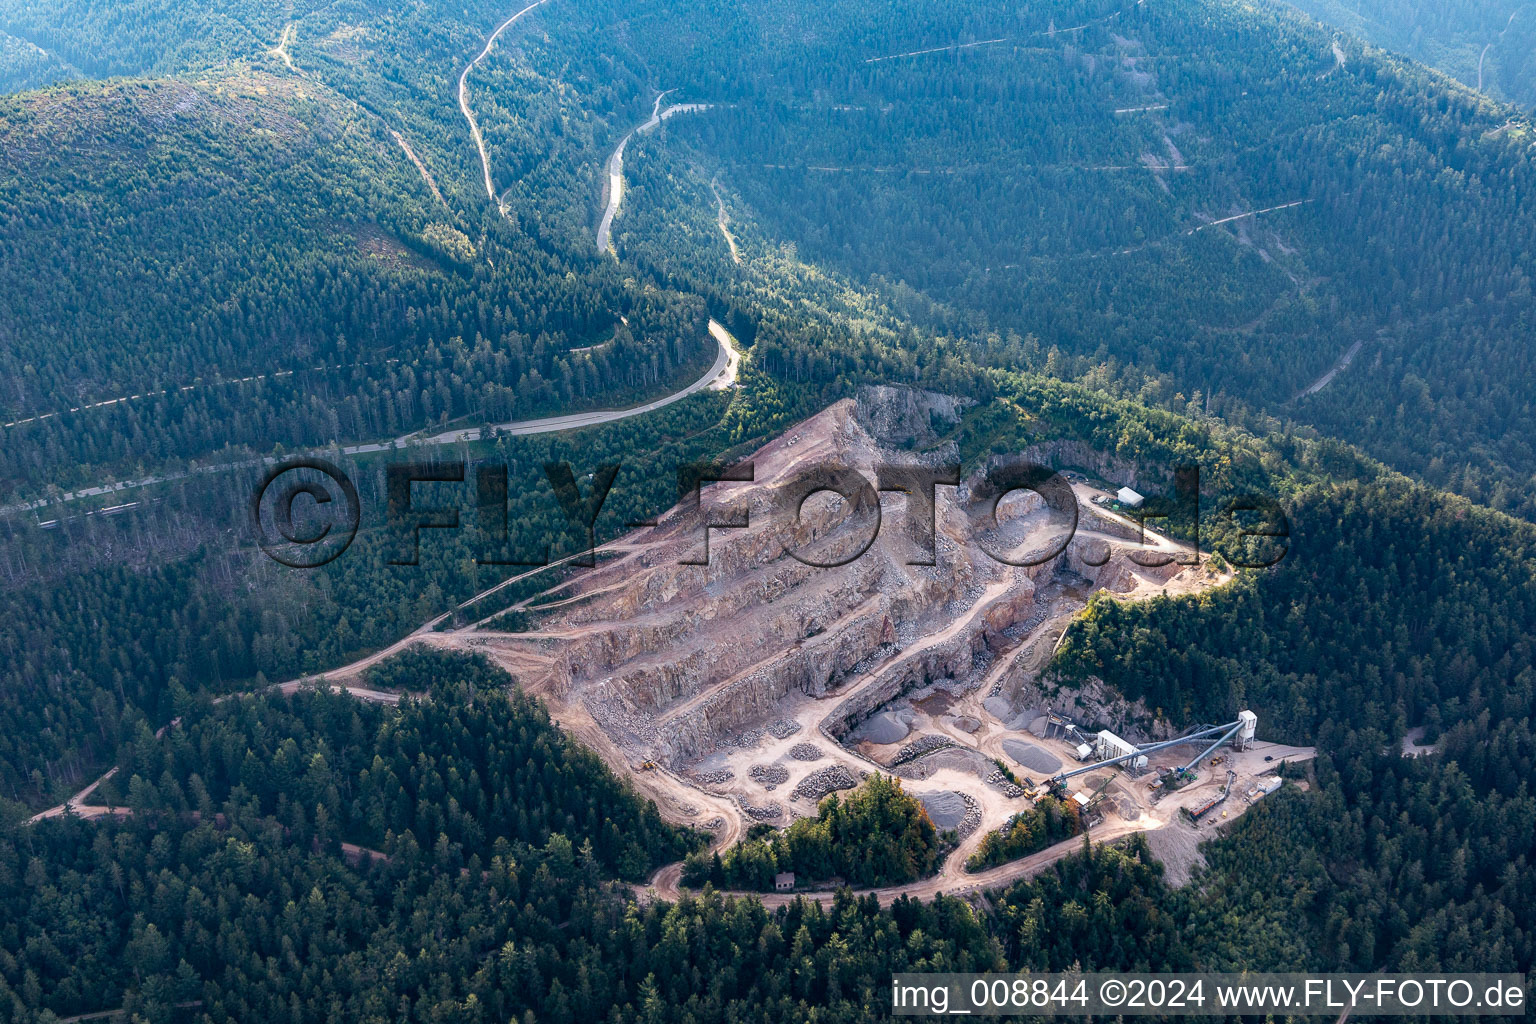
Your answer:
[794,764,858,801]
[854,711,910,744]
[1002,739,1062,774]
[749,763,791,787]
[914,790,968,829]
[956,794,982,837]
[891,734,954,766]
[985,766,1026,798]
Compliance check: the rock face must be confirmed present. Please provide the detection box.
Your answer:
[853,384,973,449]
[470,389,1202,771]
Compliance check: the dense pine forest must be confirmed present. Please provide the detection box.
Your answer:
[1,0,1534,1019]
[4,648,1528,1020]
[1284,0,1536,108]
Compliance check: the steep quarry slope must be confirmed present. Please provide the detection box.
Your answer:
[463,389,1228,831]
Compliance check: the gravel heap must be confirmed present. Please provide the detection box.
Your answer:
[794,764,858,801]
[691,768,734,785]
[789,743,824,761]
[853,711,910,744]
[768,719,802,739]
[728,728,764,748]
[914,790,968,830]
[584,693,652,743]
[1002,738,1062,774]
[744,803,783,821]
[956,794,982,837]
[701,817,725,830]
[749,763,791,788]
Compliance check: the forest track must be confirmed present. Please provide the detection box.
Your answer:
[711,177,742,263]
[270,23,297,72]
[1296,338,1363,399]
[458,0,555,203]
[24,686,408,824]
[863,38,1008,65]
[636,815,1158,908]
[391,130,448,207]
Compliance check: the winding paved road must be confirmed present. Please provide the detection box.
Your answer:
[597,93,713,252]
[3,323,739,518]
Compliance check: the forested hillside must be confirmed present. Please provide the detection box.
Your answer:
[0,0,1533,1016]
[8,0,1533,516]
[0,393,738,812]
[555,0,1536,519]
[1051,479,1536,973]
[3,645,1528,1020]
[0,72,711,496]
[1283,0,1536,108]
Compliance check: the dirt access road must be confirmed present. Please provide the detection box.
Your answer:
[458,0,555,204]
[636,815,1157,908]
[597,92,713,253]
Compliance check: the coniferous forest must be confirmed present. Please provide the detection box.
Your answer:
[0,0,1533,1019]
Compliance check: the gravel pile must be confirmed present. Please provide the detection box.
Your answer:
[691,768,734,785]
[728,728,764,748]
[951,715,982,733]
[584,693,653,742]
[914,790,968,829]
[956,794,982,837]
[768,719,802,739]
[744,803,782,820]
[750,763,790,787]
[1002,739,1062,774]
[853,711,910,744]
[789,743,824,761]
[891,734,953,766]
[701,817,724,830]
[794,764,858,801]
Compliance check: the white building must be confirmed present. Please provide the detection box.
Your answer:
[1116,486,1145,508]
[1096,729,1137,761]
[1095,729,1147,769]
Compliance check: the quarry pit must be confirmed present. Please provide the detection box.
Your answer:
[446,387,1312,887]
